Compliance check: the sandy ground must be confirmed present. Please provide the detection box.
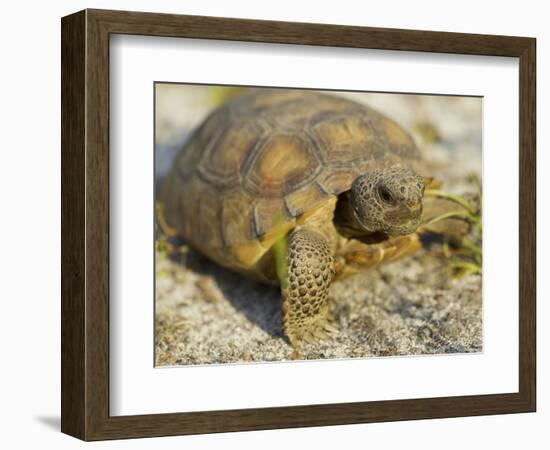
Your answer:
[156,247,481,365]
[154,86,482,366]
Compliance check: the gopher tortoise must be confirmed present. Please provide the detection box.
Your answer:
[160,90,461,346]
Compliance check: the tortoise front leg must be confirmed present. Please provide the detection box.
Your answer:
[334,234,421,280]
[279,228,337,346]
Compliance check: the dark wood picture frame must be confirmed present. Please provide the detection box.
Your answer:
[61,9,536,441]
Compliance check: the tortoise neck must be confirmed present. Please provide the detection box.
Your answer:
[334,192,391,244]
[334,191,367,238]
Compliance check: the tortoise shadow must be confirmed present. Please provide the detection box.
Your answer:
[169,248,286,340]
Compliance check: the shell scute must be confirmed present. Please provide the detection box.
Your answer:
[284,181,328,217]
[243,132,322,198]
[221,188,256,246]
[311,115,385,165]
[316,167,358,195]
[198,119,267,188]
[252,197,293,243]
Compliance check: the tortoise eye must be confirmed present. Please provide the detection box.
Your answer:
[378,186,394,204]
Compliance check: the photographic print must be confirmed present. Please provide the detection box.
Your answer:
[154,84,482,366]
[61,10,535,439]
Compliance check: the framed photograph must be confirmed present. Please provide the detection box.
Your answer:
[61,9,536,440]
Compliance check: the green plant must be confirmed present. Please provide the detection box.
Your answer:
[424,174,482,277]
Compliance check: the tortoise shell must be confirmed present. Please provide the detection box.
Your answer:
[160,90,420,273]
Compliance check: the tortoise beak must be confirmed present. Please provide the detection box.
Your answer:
[384,204,423,236]
[386,220,421,237]
[385,203,421,223]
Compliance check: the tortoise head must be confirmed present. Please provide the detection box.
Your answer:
[350,166,424,236]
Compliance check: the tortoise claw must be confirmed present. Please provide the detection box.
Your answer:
[287,319,339,347]
[322,322,340,336]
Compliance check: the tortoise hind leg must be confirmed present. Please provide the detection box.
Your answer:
[279,228,337,346]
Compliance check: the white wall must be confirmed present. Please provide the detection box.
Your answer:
[0,0,546,448]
